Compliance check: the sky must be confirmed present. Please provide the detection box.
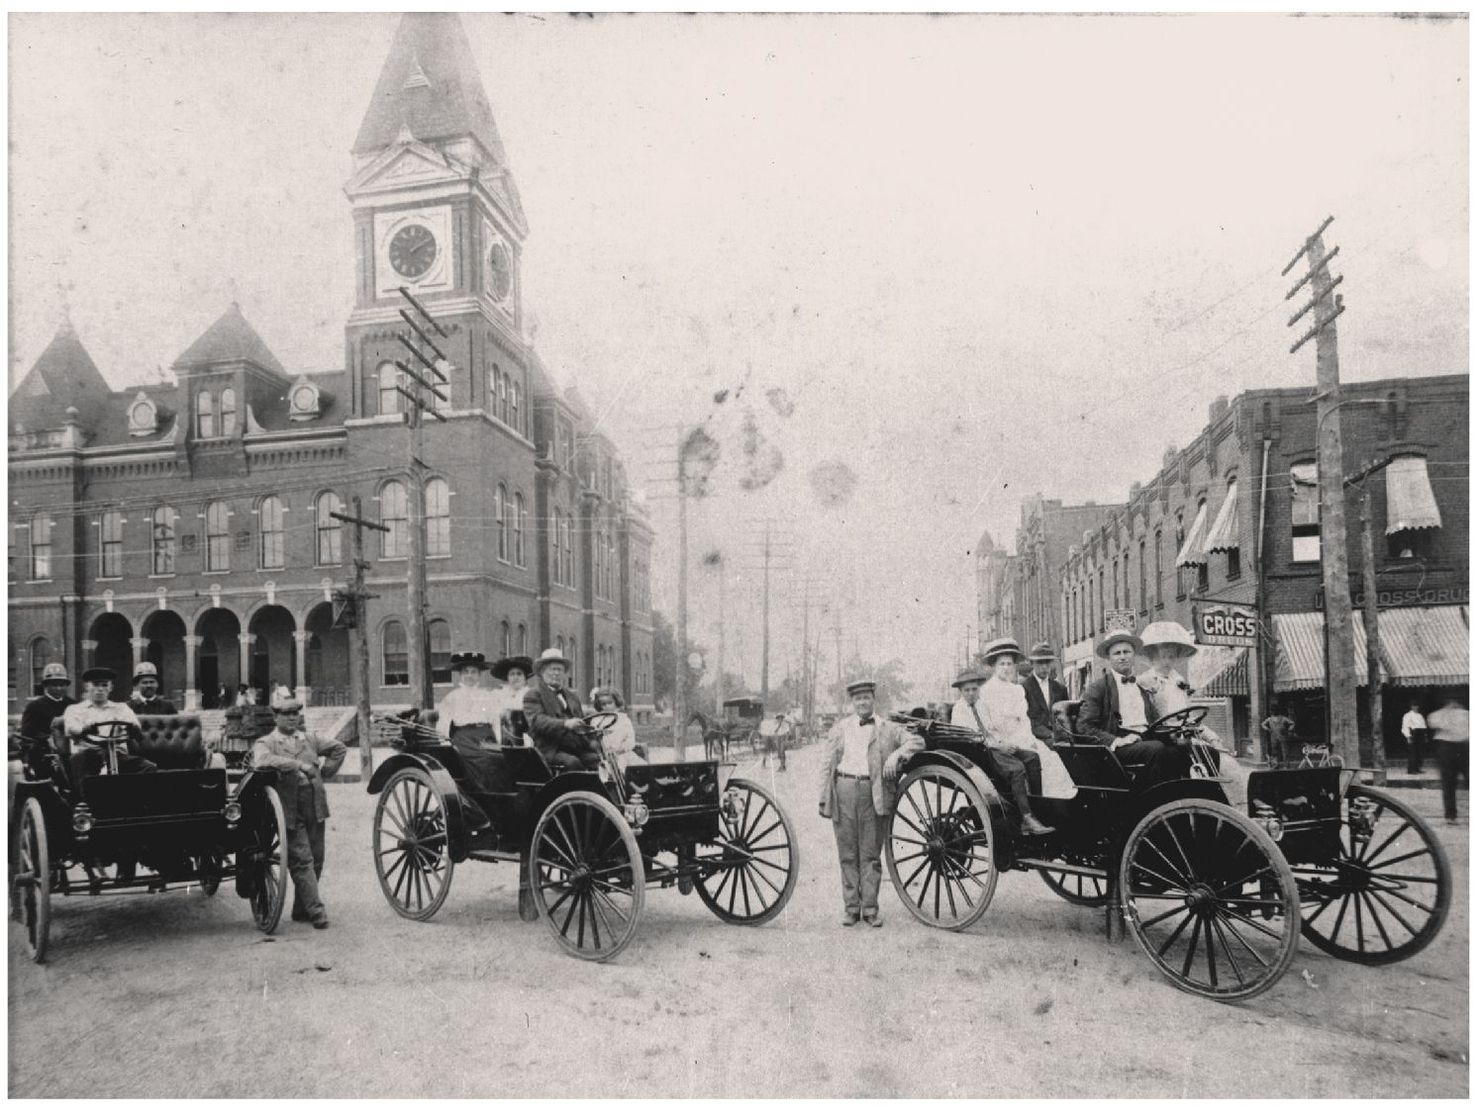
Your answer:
[6,12,1469,704]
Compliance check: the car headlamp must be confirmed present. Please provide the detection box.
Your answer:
[72,807,94,835]
[223,800,243,825]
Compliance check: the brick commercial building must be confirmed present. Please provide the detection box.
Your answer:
[8,13,655,717]
[1059,375,1467,757]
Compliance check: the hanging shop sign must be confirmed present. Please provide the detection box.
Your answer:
[1194,601,1259,647]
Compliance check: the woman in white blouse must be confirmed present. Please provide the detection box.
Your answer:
[1136,621,1227,761]
[979,640,1077,799]
[489,656,534,745]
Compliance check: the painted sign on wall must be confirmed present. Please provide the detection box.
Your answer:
[1194,601,1259,647]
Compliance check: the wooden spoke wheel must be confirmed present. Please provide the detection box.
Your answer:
[247,786,288,934]
[530,791,644,962]
[197,850,224,897]
[885,765,998,931]
[14,799,51,963]
[1037,866,1108,908]
[694,778,799,925]
[373,769,455,921]
[1121,798,1300,1001]
[1291,785,1451,965]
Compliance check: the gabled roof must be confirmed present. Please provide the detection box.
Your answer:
[7,317,114,431]
[353,13,511,169]
[172,303,287,376]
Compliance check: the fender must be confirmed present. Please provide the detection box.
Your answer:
[11,779,71,851]
[367,753,469,864]
[899,748,1015,869]
[1120,776,1231,837]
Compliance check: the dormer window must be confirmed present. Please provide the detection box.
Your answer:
[196,390,216,438]
[128,391,159,438]
[288,376,323,422]
[220,388,237,435]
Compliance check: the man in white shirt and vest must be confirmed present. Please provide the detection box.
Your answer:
[817,679,924,928]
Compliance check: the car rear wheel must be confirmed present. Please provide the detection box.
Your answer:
[373,768,455,921]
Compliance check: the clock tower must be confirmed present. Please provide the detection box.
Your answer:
[344,12,530,419]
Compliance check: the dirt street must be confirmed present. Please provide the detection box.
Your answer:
[9,743,1469,1097]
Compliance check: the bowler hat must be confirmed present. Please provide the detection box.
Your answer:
[450,651,488,671]
[491,655,534,682]
[951,665,988,690]
[42,662,71,684]
[845,679,876,696]
[1027,641,1057,662]
[81,666,116,684]
[535,647,571,671]
[1096,628,1143,659]
[132,661,160,682]
[980,637,1026,666]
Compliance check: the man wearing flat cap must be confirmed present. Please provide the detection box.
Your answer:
[1076,629,1184,786]
[1022,642,1068,747]
[63,667,154,781]
[523,648,601,771]
[252,696,347,929]
[128,662,177,715]
[817,679,924,928]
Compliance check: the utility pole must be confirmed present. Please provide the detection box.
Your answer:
[715,552,726,711]
[760,520,771,709]
[394,287,450,712]
[1283,217,1358,766]
[330,497,387,785]
[1347,453,1399,783]
[673,425,689,761]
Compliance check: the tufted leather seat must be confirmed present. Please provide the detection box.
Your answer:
[134,714,206,771]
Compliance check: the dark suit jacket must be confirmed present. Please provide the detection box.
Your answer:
[1076,669,1160,746]
[1023,674,1069,744]
[522,679,589,759]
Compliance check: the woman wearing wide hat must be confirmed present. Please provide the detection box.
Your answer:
[978,638,1076,800]
[435,652,509,825]
[1137,621,1227,762]
[489,655,534,746]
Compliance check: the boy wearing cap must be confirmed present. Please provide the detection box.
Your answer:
[1077,630,1185,786]
[63,668,155,780]
[21,662,76,744]
[128,662,178,715]
[950,663,1055,836]
[252,697,347,928]
[817,680,924,928]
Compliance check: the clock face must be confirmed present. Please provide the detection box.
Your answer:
[291,385,317,411]
[389,223,438,279]
[129,402,153,426]
[487,242,513,301]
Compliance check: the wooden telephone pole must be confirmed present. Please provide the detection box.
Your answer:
[330,496,387,784]
[673,425,690,762]
[1283,217,1357,765]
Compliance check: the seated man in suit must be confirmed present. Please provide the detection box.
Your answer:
[1075,629,1187,787]
[1023,641,1069,746]
[522,648,601,771]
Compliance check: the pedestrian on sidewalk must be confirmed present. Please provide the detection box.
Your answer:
[1426,698,1469,825]
[817,679,923,928]
[1402,702,1429,775]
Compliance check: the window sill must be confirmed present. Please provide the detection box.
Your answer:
[152,572,178,579]
[26,579,54,585]
[313,563,344,570]
[96,576,124,582]
[428,553,452,561]
[257,567,286,574]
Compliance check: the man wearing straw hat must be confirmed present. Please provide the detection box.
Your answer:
[1076,628,1185,786]
[523,648,601,771]
[950,662,1055,836]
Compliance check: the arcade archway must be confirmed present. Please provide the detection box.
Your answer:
[195,608,241,707]
[248,605,297,698]
[304,601,350,704]
[87,614,133,699]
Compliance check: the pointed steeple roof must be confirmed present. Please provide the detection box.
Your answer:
[353,13,510,168]
[172,303,286,376]
[8,317,114,431]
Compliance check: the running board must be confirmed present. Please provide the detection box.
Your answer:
[465,849,522,864]
[1014,858,1107,880]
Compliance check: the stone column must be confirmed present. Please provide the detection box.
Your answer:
[293,630,309,703]
[183,635,202,711]
[80,639,98,668]
[238,633,255,691]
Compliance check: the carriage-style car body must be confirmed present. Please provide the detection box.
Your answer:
[9,714,290,963]
[367,710,799,962]
[692,696,767,762]
[883,701,1450,1001]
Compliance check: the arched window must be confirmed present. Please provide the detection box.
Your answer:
[594,531,604,598]
[315,492,343,565]
[379,480,408,559]
[29,513,51,580]
[495,484,508,561]
[425,477,451,557]
[196,390,216,438]
[563,516,575,589]
[29,636,51,696]
[513,493,526,567]
[1111,559,1119,610]
[1291,460,1320,562]
[377,361,403,416]
[555,635,565,655]
[551,506,563,584]
[429,619,452,684]
[517,623,527,654]
[382,621,409,686]
[220,388,237,436]
[258,495,285,569]
[152,506,177,575]
[569,639,578,691]
[500,620,511,656]
[510,378,522,435]
[205,501,231,572]
[1153,530,1164,607]
[486,365,498,413]
[497,370,508,425]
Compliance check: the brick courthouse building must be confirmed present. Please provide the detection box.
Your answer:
[8,14,656,716]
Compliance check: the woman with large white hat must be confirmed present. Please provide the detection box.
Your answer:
[1136,621,1227,760]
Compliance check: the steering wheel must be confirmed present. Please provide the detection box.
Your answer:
[1145,707,1209,738]
[585,711,619,733]
[77,720,137,747]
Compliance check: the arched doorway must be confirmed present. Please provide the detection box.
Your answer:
[140,610,187,706]
[304,601,350,705]
[195,608,241,708]
[248,605,297,698]
[87,613,134,699]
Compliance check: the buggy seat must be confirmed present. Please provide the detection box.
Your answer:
[1048,700,1134,791]
[135,714,207,770]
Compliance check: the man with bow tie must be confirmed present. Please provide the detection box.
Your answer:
[817,679,924,928]
[1076,629,1186,787]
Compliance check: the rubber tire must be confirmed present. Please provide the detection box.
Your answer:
[529,790,645,962]
[885,764,998,931]
[17,799,51,964]
[249,786,288,934]
[694,777,800,925]
[372,768,456,921]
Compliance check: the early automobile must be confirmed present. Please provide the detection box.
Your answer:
[368,710,800,962]
[9,714,288,963]
[882,702,1450,1001]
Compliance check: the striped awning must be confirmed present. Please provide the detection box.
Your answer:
[1377,606,1469,687]
[1175,500,1210,568]
[1193,648,1249,698]
[1271,610,1376,692]
[1385,455,1442,534]
[1202,481,1241,554]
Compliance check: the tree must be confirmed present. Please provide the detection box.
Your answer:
[651,610,706,714]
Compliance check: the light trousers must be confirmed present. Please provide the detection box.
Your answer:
[831,774,890,917]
